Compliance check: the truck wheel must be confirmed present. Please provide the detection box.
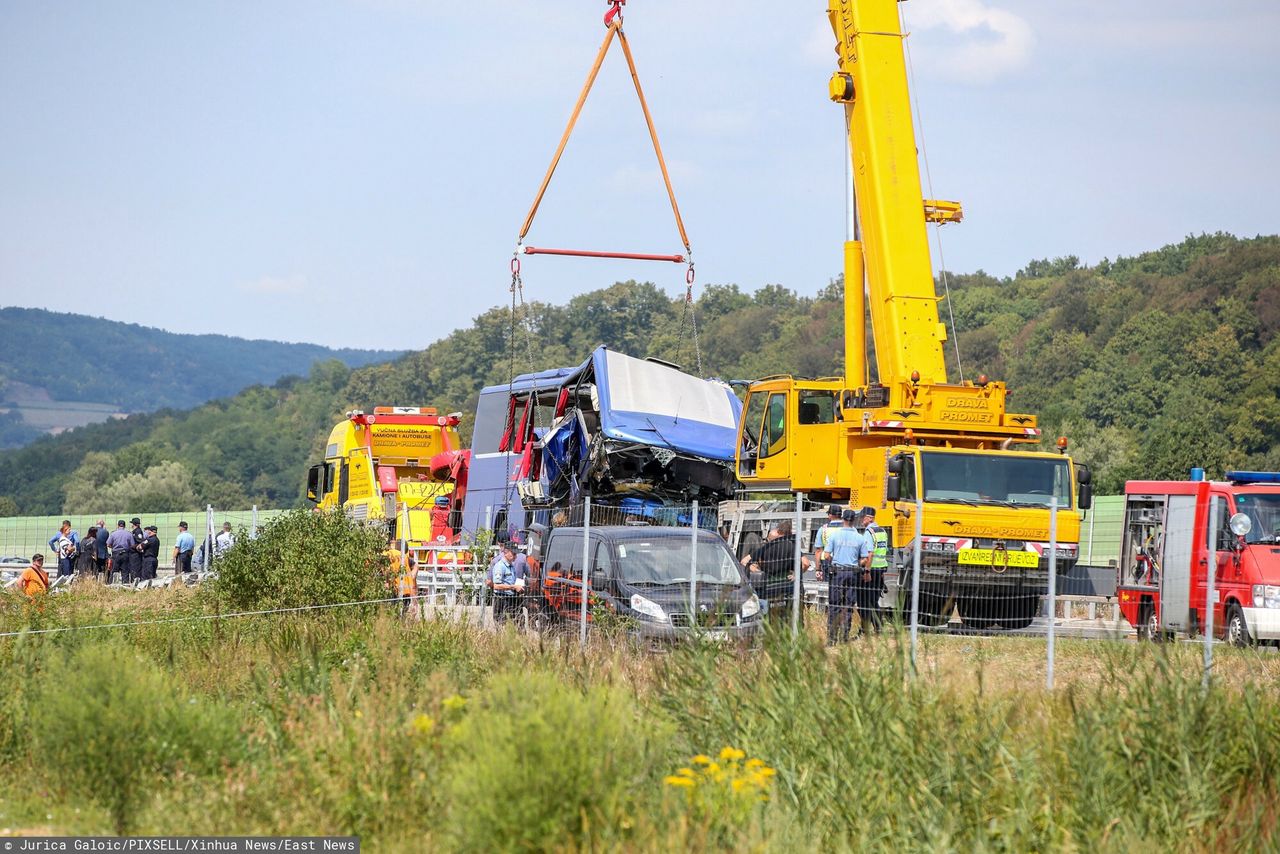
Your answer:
[1226,604,1253,648]
[1137,605,1161,642]
[957,597,997,631]
[916,587,955,627]
[999,592,1039,630]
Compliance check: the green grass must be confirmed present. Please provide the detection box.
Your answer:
[1,585,1278,850]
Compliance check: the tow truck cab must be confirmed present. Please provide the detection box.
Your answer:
[1116,471,1280,644]
[304,406,467,549]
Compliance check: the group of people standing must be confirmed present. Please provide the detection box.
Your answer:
[33,518,237,589]
[743,503,888,642]
[48,517,164,584]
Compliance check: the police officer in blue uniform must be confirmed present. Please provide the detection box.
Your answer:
[127,517,145,584]
[139,525,161,581]
[813,504,844,639]
[820,508,872,643]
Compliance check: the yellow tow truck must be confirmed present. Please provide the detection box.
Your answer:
[305,406,470,550]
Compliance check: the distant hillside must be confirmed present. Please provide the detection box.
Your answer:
[0,307,402,447]
[0,233,1277,516]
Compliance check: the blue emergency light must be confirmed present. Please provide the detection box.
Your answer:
[1225,471,1280,485]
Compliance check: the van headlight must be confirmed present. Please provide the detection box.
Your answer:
[1252,585,1280,609]
[741,593,761,619]
[630,593,669,623]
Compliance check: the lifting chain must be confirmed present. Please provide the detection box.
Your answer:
[676,260,703,376]
[510,250,537,371]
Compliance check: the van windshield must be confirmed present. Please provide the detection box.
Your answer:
[613,533,742,586]
[1234,493,1280,544]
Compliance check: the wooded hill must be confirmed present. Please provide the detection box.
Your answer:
[0,232,1276,516]
[0,307,401,448]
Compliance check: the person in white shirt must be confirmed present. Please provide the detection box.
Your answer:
[214,522,236,556]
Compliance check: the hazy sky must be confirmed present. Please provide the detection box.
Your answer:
[2,1,1277,351]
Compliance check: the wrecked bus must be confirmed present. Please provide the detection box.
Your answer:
[460,346,741,542]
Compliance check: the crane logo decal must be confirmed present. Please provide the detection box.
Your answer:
[891,410,921,419]
[1010,416,1034,425]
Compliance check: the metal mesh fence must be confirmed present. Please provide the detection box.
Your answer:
[5,492,1261,688]
[0,506,280,590]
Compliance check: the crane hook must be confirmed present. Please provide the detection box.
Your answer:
[604,0,625,26]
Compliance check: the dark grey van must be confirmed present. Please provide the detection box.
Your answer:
[533,525,762,640]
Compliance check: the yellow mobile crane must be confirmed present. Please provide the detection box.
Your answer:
[733,0,1093,629]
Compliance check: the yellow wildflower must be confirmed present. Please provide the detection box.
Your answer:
[719,746,746,762]
[676,767,696,778]
[353,710,363,719]
[442,694,467,713]
[411,713,435,736]
[692,754,712,765]
[745,758,764,769]
[731,778,749,793]
[664,776,695,788]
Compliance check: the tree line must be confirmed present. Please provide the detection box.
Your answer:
[0,232,1276,515]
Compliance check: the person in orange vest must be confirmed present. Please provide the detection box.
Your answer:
[398,550,418,616]
[384,541,417,616]
[18,553,50,604]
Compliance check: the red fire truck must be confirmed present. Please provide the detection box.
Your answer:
[1116,472,1280,645]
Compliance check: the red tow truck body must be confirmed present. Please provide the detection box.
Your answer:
[1116,472,1280,643]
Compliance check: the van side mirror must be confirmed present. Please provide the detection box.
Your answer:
[590,569,607,589]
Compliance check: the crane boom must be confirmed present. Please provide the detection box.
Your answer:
[829,0,954,386]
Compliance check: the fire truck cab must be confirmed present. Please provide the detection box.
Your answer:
[1116,472,1280,645]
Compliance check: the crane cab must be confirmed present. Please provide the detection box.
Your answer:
[735,377,845,493]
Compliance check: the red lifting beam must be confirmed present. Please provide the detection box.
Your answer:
[521,245,685,264]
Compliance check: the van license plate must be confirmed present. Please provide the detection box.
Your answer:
[957,549,1039,568]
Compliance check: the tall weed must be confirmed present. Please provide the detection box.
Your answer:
[32,642,244,833]
[442,669,675,851]
[653,632,1280,851]
[209,509,390,611]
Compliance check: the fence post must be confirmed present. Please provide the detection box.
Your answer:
[1046,497,1059,691]
[580,497,592,648]
[1086,503,1096,564]
[792,493,804,635]
[1204,495,1219,690]
[689,500,699,632]
[481,505,492,616]
[251,504,259,538]
[910,496,923,676]
[206,505,215,572]
[400,501,412,618]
